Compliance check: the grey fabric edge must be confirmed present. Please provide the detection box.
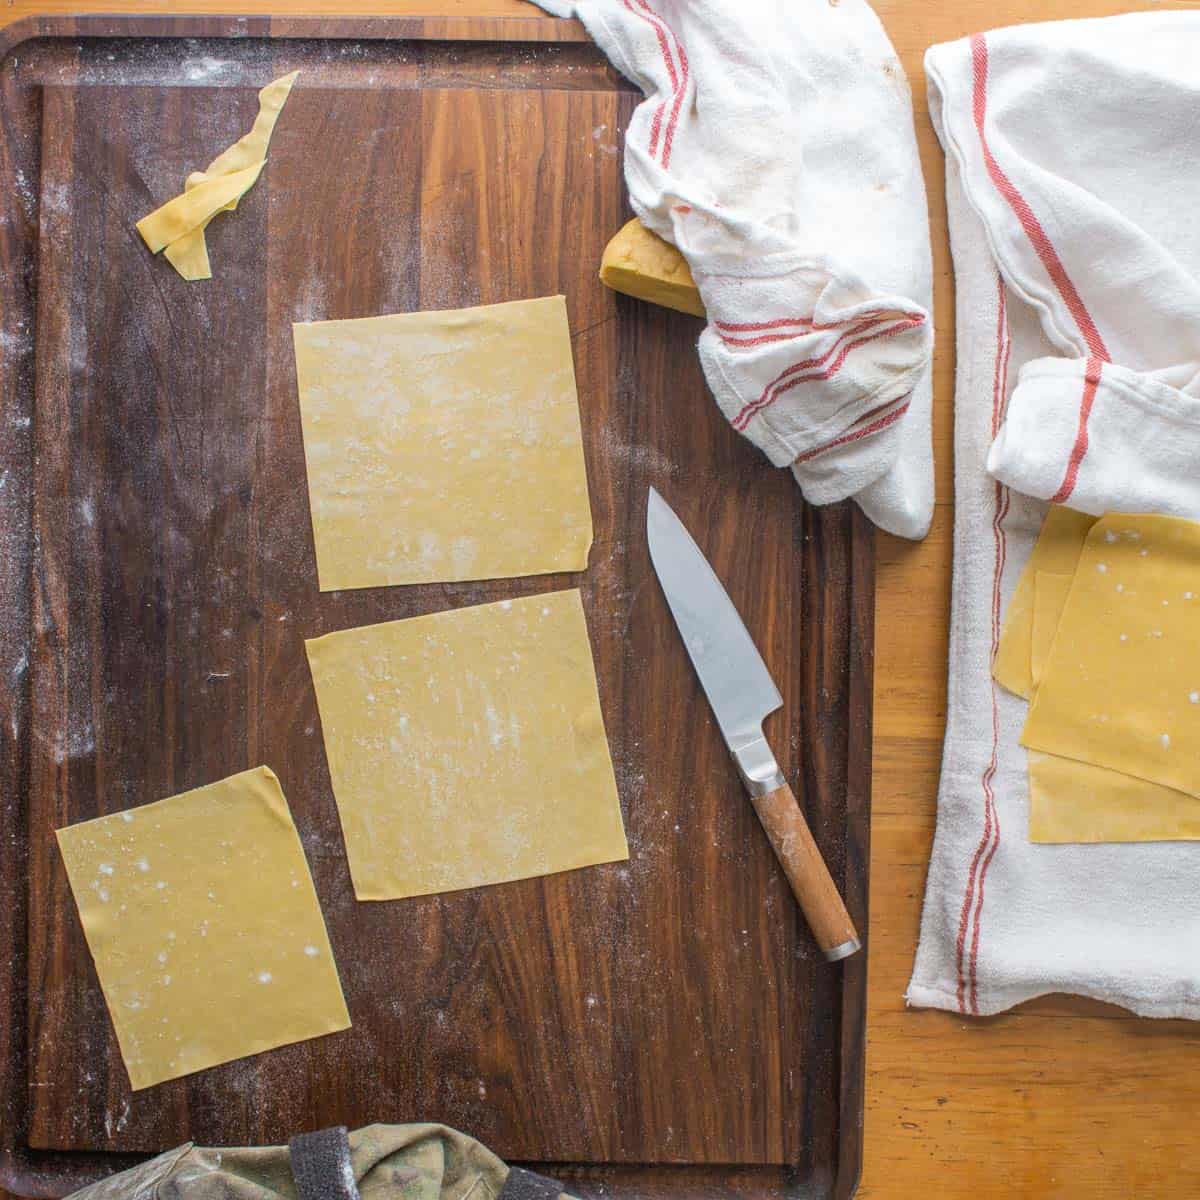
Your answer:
[289,1127,361,1200]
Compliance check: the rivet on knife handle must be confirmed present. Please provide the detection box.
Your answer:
[645,486,860,962]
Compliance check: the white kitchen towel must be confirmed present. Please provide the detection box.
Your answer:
[930,14,1200,520]
[534,0,935,539]
[909,18,1200,1019]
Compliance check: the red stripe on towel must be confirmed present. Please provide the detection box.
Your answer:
[1048,357,1104,504]
[716,316,821,334]
[969,33,1110,363]
[791,396,911,465]
[731,316,922,431]
[715,307,924,345]
[646,1,690,168]
[956,274,1011,1014]
[624,0,688,169]
[622,0,676,160]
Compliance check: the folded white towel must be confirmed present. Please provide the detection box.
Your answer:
[910,16,1200,1019]
[929,13,1200,520]
[535,0,936,539]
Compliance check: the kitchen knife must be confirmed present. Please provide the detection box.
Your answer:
[646,487,861,962]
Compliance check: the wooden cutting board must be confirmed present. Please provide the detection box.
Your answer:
[0,15,872,1198]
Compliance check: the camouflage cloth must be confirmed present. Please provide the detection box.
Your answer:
[65,1123,571,1200]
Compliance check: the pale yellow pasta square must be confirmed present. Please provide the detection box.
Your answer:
[1022,513,1200,798]
[1028,752,1200,843]
[993,506,1095,699]
[293,295,594,591]
[56,767,351,1090]
[1030,571,1073,691]
[305,589,629,900]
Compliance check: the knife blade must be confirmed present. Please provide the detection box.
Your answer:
[646,487,860,962]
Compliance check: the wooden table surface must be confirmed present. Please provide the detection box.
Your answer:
[5,0,1200,1195]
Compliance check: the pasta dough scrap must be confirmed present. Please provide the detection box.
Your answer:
[993,506,1096,699]
[137,164,264,253]
[305,589,628,900]
[293,295,594,591]
[1022,514,1200,798]
[599,217,706,317]
[136,70,298,280]
[56,766,350,1090]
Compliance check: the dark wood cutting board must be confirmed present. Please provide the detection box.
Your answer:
[0,15,872,1200]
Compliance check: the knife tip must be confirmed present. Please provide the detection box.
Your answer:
[646,485,666,534]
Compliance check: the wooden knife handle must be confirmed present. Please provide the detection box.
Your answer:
[749,780,861,961]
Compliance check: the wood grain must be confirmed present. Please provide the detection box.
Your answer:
[2,1,1199,1198]
[864,3,1200,1197]
[0,15,869,1199]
